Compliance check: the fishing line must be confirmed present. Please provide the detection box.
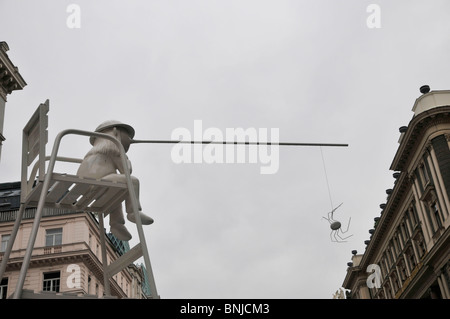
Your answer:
[320,146,334,211]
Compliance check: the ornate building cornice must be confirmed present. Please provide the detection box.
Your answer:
[390,105,450,172]
[0,41,27,101]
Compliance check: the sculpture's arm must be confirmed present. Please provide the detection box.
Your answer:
[127,158,133,174]
[116,155,132,175]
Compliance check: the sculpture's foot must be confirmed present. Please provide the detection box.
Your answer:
[127,211,154,225]
[110,223,132,241]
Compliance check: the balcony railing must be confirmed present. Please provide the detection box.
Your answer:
[43,246,62,254]
[0,242,90,262]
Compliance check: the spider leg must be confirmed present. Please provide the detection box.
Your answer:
[328,212,337,223]
[336,231,353,241]
[329,203,343,222]
[334,231,347,243]
[332,203,344,213]
[341,217,352,234]
[330,230,336,242]
[323,216,332,224]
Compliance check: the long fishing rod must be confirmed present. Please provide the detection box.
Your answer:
[131,139,349,147]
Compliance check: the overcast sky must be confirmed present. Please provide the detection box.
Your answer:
[1,0,450,298]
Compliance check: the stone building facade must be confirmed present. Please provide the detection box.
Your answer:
[0,181,149,299]
[0,41,27,161]
[342,86,450,299]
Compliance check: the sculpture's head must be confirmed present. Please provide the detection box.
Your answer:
[89,120,135,152]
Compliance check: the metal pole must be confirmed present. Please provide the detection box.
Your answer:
[13,129,119,298]
[0,204,26,281]
[98,212,111,296]
[117,144,160,299]
[131,139,348,147]
[13,135,62,298]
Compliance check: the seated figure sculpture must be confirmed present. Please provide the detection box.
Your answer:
[77,120,154,241]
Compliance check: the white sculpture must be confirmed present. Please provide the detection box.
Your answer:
[77,120,154,240]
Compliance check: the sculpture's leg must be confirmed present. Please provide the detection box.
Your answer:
[124,175,142,212]
[101,173,153,225]
[108,205,132,241]
[123,176,153,225]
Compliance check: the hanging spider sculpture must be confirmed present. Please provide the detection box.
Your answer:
[322,203,352,243]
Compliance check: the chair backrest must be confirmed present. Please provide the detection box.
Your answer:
[21,100,49,201]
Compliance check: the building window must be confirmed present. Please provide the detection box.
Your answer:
[388,243,396,263]
[414,231,427,259]
[43,271,60,292]
[443,264,450,290]
[385,249,392,268]
[404,214,413,237]
[398,259,407,283]
[368,284,374,299]
[393,236,402,256]
[431,202,443,230]
[87,275,92,294]
[384,283,392,299]
[400,221,409,241]
[45,228,62,247]
[380,257,387,279]
[400,224,407,244]
[1,278,8,299]
[408,205,419,229]
[406,247,417,270]
[424,204,435,234]
[382,253,390,273]
[420,163,430,186]
[415,169,424,192]
[1,234,10,252]
[391,273,400,293]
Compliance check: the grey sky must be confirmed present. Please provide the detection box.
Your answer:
[1,0,450,298]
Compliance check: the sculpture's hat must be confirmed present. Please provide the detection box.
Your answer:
[89,120,135,145]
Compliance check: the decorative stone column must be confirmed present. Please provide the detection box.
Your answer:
[0,41,27,161]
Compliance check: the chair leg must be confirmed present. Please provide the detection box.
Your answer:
[135,219,159,299]
[13,175,55,299]
[13,200,47,299]
[0,204,26,281]
[98,213,111,297]
[122,170,159,298]
[128,193,159,299]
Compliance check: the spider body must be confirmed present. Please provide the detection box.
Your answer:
[330,221,341,231]
[322,203,352,243]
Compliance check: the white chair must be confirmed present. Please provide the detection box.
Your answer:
[0,100,159,298]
